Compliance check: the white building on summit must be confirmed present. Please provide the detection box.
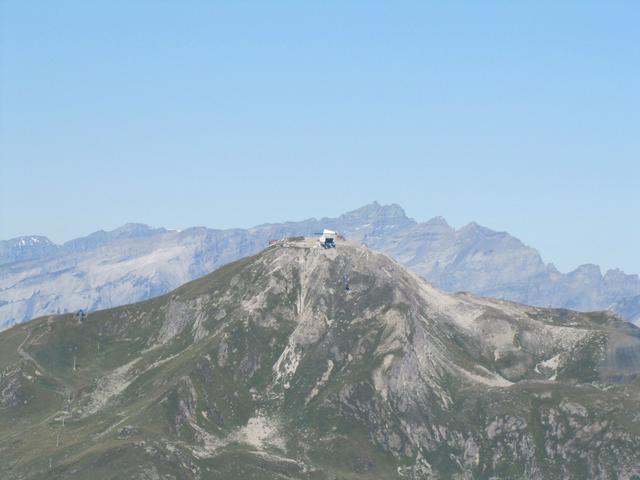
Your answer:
[319,229,337,248]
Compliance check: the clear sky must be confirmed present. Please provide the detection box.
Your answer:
[1,1,638,273]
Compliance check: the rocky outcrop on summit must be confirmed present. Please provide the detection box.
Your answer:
[1,202,639,330]
[1,239,639,479]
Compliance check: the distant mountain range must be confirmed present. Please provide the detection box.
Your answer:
[1,202,639,330]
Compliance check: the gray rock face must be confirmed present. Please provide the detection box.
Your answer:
[2,239,639,479]
[1,202,639,330]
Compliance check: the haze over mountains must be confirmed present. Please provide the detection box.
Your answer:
[2,239,639,478]
[1,202,639,330]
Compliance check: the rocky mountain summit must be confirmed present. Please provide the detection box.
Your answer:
[2,202,639,330]
[0,235,58,265]
[1,239,639,479]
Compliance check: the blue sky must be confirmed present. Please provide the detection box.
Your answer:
[1,1,638,273]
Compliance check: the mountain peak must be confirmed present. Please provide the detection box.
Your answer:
[459,220,493,235]
[108,222,167,239]
[0,235,59,266]
[112,222,154,233]
[571,263,603,277]
[1,235,55,247]
[3,237,640,478]
[425,215,451,228]
[339,201,408,221]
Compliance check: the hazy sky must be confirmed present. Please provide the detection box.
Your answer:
[1,1,638,273]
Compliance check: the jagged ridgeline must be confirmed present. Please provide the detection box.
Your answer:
[1,238,640,479]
